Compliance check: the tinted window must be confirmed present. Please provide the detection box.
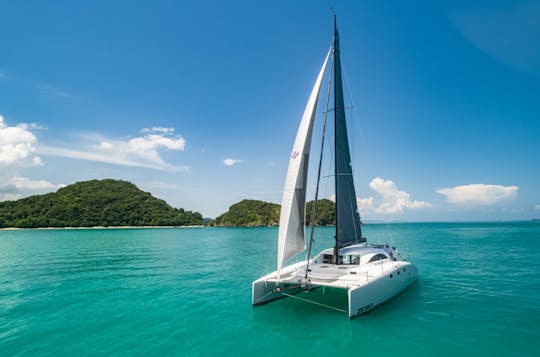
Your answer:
[368,254,388,263]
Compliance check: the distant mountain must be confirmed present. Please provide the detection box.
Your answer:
[212,199,280,227]
[212,198,336,227]
[0,179,204,228]
[306,199,336,226]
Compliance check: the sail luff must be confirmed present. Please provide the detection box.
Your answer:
[333,19,363,250]
[277,49,331,272]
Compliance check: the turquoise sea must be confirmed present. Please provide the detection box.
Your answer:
[0,222,538,356]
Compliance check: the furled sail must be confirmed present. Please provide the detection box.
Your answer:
[277,49,331,272]
[333,21,363,248]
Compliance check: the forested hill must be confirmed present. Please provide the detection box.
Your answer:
[0,179,204,228]
[212,199,280,227]
[212,198,336,227]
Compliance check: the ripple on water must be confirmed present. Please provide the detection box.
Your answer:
[0,224,539,355]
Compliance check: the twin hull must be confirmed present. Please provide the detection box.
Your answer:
[252,260,418,319]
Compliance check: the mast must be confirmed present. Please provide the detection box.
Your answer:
[333,15,339,263]
[333,16,364,263]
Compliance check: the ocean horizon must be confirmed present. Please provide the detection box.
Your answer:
[1,218,537,231]
[1,222,538,355]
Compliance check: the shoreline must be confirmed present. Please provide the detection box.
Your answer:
[1,220,535,231]
[0,225,206,231]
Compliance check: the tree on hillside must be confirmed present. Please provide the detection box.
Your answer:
[0,179,204,228]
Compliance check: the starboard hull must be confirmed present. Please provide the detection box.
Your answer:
[348,263,418,319]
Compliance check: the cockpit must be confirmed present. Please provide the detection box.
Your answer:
[315,245,394,265]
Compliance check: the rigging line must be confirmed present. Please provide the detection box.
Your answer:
[279,291,347,314]
[305,54,334,279]
[341,62,357,115]
[385,223,395,248]
[341,59,360,179]
[254,283,303,304]
[325,106,354,112]
[254,288,277,304]
[348,184,361,243]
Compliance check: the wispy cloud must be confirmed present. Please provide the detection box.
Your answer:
[8,176,65,190]
[534,204,540,210]
[141,127,175,134]
[39,127,189,172]
[0,115,42,167]
[437,184,518,205]
[0,176,64,201]
[0,69,76,98]
[36,83,75,98]
[224,158,243,166]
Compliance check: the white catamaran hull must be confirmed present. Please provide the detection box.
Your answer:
[348,263,418,318]
[253,246,418,319]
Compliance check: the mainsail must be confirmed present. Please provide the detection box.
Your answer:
[333,19,363,248]
[277,50,331,272]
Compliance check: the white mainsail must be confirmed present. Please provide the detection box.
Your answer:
[277,49,330,273]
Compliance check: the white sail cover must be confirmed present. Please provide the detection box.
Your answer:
[277,49,331,272]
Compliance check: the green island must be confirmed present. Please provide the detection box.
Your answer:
[212,199,281,227]
[212,198,336,227]
[0,179,204,228]
[0,179,337,229]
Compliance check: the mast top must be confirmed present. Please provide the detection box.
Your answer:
[333,11,337,35]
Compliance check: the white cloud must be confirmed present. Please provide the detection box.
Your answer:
[141,127,175,134]
[32,156,43,166]
[437,184,518,205]
[0,193,22,201]
[535,204,540,210]
[330,177,430,214]
[367,177,431,213]
[9,176,65,190]
[0,115,42,166]
[357,196,374,211]
[224,158,243,166]
[0,176,64,201]
[38,128,188,171]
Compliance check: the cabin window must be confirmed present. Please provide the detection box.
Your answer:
[323,254,333,264]
[368,254,388,263]
[339,255,360,265]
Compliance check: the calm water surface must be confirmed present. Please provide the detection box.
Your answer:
[0,222,539,356]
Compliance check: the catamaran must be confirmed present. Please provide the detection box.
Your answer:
[252,17,418,319]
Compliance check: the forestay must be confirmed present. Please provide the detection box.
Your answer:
[277,49,331,273]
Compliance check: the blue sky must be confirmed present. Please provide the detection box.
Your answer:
[1,0,539,220]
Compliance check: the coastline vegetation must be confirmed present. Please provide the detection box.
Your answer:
[0,179,204,228]
[0,180,338,229]
[211,198,336,227]
[212,199,280,227]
